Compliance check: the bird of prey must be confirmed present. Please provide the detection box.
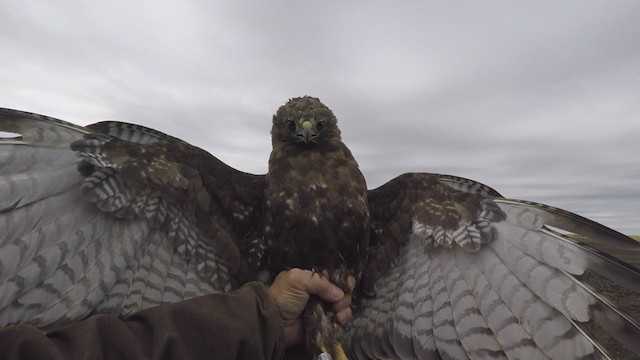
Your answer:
[1,97,639,360]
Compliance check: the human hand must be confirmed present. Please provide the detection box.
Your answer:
[267,269,356,347]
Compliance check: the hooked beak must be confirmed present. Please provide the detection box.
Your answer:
[297,119,317,144]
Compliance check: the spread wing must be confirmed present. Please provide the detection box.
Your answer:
[345,173,640,359]
[0,108,264,330]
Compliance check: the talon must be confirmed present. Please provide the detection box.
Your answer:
[332,343,348,360]
[318,343,347,360]
[318,346,332,360]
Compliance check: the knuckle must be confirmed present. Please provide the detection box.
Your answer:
[288,268,307,281]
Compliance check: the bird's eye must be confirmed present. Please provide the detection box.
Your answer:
[316,120,325,131]
[287,120,296,131]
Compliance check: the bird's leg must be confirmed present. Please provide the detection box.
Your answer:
[304,296,341,359]
[303,269,350,360]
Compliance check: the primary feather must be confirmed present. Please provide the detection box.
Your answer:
[1,101,639,359]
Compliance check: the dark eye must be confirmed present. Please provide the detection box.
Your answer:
[287,120,296,131]
[316,120,325,131]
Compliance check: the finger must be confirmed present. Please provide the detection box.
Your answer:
[347,276,357,292]
[335,307,353,325]
[332,294,352,313]
[304,272,344,301]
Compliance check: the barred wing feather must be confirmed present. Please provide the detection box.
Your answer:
[0,108,258,330]
[3,108,639,359]
[347,174,640,359]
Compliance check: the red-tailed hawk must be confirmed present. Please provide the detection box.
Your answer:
[0,97,639,359]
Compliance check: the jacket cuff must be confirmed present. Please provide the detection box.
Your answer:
[247,282,285,358]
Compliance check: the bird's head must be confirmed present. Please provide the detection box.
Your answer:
[271,96,341,148]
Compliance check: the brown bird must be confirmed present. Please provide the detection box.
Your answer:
[264,98,369,357]
[1,97,640,359]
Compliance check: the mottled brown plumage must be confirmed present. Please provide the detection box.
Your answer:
[264,97,369,281]
[263,97,370,357]
[363,173,492,294]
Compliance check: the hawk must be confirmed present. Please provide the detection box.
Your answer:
[0,97,639,359]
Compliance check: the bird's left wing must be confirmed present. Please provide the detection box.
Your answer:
[0,108,264,330]
[345,173,640,359]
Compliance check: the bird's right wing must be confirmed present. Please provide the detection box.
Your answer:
[345,172,640,359]
[0,108,264,330]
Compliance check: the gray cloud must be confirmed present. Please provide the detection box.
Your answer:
[1,1,638,234]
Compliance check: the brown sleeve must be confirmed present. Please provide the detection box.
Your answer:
[0,282,284,360]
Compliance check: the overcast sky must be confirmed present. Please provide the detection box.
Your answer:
[0,1,638,234]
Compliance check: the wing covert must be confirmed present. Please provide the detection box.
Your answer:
[347,172,640,359]
[0,108,264,329]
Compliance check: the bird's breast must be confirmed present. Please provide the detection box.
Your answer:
[263,154,369,273]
